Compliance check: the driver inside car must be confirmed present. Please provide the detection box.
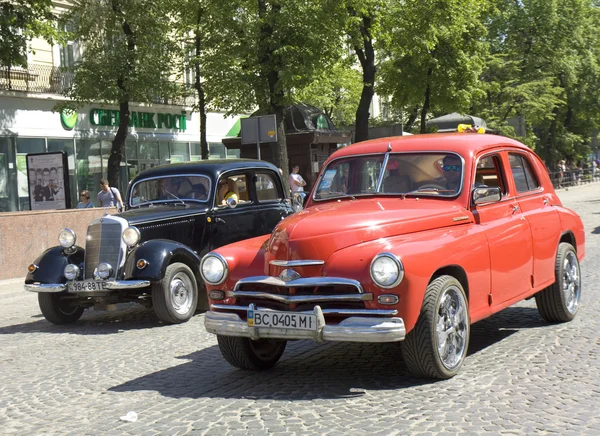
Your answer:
[441,155,462,192]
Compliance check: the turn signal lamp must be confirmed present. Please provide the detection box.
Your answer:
[136,259,148,270]
[378,294,399,305]
[28,264,38,273]
[209,290,226,300]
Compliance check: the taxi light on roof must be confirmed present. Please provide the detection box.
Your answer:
[458,124,486,134]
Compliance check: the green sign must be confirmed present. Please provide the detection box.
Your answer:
[89,108,187,131]
[60,108,78,130]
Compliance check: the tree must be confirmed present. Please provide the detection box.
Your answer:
[344,0,391,142]
[0,0,59,88]
[209,0,343,189]
[62,0,181,187]
[379,0,488,133]
[293,58,362,128]
[474,0,600,166]
[171,0,250,160]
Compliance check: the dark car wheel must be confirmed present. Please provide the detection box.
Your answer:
[217,335,287,370]
[402,275,470,379]
[38,293,84,325]
[535,242,581,322]
[152,262,198,324]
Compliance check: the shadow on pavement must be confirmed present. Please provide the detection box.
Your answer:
[109,306,548,400]
[0,305,174,335]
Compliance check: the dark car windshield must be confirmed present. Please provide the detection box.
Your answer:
[130,175,211,206]
[314,152,463,200]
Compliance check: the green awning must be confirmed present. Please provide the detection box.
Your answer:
[225,116,248,137]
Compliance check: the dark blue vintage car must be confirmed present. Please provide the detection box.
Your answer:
[24,159,294,325]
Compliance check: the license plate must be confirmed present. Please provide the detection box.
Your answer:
[68,280,107,292]
[248,308,317,331]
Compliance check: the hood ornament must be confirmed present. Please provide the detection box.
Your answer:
[279,269,301,282]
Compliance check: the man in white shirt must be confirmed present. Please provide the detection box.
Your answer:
[289,165,306,194]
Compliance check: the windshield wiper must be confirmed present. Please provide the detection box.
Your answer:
[164,191,188,207]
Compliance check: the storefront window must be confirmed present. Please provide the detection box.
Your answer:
[209,142,226,159]
[171,142,190,163]
[48,138,77,209]
[191,142,202,161]
[76,139,105,205]
[16,138,46,210]
[159,141,169,166]
[0,137,17,212]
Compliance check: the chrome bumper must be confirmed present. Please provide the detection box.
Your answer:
[205,305,406,343]
[24,280,151,293]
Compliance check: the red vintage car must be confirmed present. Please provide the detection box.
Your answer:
[200,132,584,379]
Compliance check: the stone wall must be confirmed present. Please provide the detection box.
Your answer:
[0,208,117,281]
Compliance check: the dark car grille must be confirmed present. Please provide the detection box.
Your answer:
[84,219,125,279]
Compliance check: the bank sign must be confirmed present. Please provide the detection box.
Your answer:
[60,108,187,131]
[90,108,187,131]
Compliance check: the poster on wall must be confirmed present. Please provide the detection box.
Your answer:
[26,152,71,210]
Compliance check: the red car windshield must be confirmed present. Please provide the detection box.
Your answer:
[314,152,463,200]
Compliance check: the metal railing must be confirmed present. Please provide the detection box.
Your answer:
[0,63,197,107]
[548,168,600,189]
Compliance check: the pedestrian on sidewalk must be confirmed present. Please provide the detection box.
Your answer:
[97,179,124,211]
[76,190,94,208]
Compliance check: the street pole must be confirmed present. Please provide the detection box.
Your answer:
[256,117,261,160]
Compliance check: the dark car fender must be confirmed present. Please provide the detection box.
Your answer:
[123,239,202,284]
[25,246,85,284]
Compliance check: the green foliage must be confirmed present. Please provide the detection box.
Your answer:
[0,0,60,68]
[293,58,362,127]
[379,0,488,131]
[62,0,181,106]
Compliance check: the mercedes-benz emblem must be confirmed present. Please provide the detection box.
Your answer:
[279,268,300,282]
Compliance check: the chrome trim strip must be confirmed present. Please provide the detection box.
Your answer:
[269,260,325,267]
[227,291,372,303]
[104,280,150,290]
[25,280,150,293]
[24,283,66,293]
[205,309,405,343]
[211,304,396,316]
[234,276,364,293]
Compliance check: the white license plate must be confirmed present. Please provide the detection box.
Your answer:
[68,280,107,292]
[248,309,317,331]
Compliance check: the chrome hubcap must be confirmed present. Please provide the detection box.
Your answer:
[435,286,468,370]
[169,273,193,315]
[562,251,580,314]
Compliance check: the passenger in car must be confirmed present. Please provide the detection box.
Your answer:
[218,178,238,205]
[383,159,412,193]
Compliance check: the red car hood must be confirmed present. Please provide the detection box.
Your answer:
[266,198,471,263]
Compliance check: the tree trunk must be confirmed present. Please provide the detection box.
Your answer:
[419,68,432,134]
[405,105,419,131]
[259,0,290,192]
[109,100,130,187]
[194,13,209,160]
[108,2,135,188]
[352,11,376,144]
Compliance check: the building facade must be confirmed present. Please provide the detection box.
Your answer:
[0,3,242,213]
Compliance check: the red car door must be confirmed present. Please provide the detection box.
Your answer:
[471,152,534,306]
[508,152,562,289]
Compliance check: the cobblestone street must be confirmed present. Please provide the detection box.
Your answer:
[1,185,599,435]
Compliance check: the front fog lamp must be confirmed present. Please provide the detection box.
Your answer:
[96,262,113,279]
[201,253,228,285]
[370,252,404,289]
[58,228,76,248]
[64,264,80,280]
[122,226,140,247]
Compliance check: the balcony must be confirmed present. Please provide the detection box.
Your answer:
[0,63,197,107]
